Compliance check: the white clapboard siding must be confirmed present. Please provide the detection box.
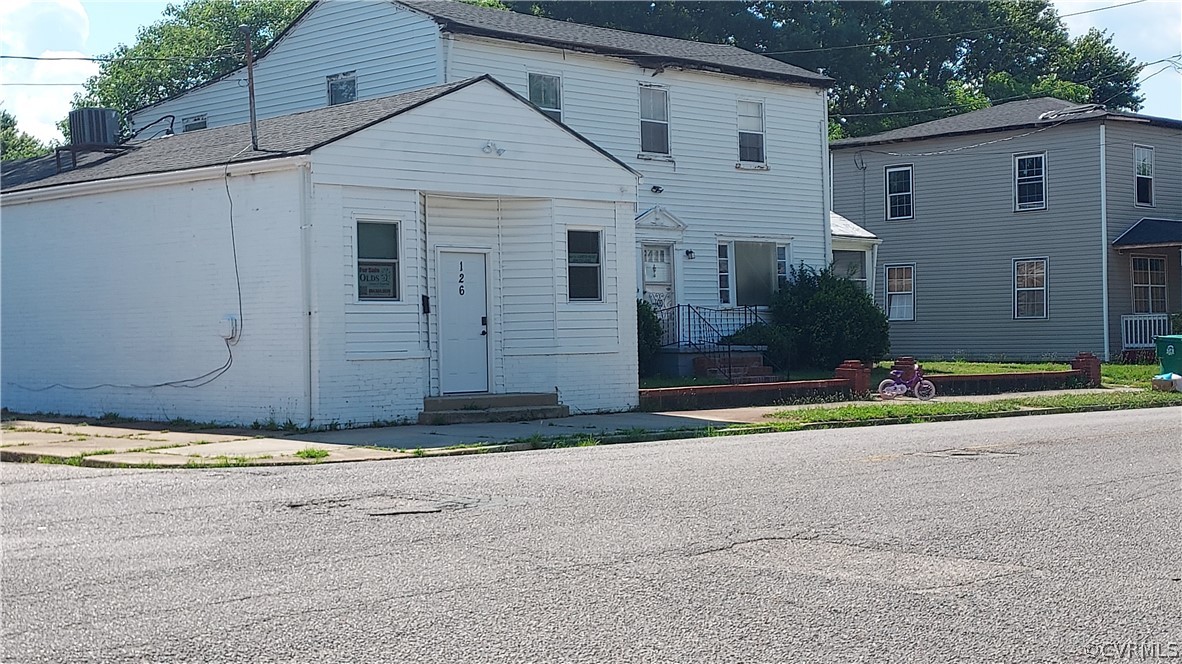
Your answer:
[130,1,441,133]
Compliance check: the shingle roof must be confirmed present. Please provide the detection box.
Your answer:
[3,76,634,194]
[831,97,1182,148]
[399,0,830,87]
[829,211,877,240]
[1112,218,1182,248]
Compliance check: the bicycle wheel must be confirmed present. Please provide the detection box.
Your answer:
[914,379,936,401]
[878,379,900,400]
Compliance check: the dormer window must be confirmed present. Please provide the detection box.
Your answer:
[181,114,207,132]
[327,71,357,106]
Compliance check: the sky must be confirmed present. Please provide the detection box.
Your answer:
[1,0,1180,143]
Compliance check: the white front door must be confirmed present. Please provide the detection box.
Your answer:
[642,244,675,310]
[439,251,489,393]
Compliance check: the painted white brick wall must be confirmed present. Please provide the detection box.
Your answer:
[1,170,309,424]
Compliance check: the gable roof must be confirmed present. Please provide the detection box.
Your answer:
[2,76,635,194]
[398,0,830,87]
[832,97,1182,148]
[1112,218,1182,248]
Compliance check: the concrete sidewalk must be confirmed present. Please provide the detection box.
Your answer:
[1,387,1139,468]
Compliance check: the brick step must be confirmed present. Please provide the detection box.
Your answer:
[417,404,570,425]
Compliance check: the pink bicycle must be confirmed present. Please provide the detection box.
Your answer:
[878,363,937,400]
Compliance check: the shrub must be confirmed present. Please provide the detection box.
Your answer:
[637,300,663,377]
[723,322,795,372]
[1171,312,1182,335]
[770,264,890,370]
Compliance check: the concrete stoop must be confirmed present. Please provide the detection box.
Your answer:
[417,392,570,425]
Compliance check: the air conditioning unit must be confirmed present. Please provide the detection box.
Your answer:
[68,108,121,147]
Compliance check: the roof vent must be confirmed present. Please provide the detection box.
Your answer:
[68,108,121,147]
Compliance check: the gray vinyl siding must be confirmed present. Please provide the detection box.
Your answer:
[1103,121,1182,356]
[832,123,1106,360]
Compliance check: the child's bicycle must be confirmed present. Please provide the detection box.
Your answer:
[878,362,937,401]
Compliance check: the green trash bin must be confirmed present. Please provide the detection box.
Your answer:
[1157,335,1182,375]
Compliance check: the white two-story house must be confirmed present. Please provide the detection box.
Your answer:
[128,0,845,334]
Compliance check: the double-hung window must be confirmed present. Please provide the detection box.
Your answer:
[832,250,868,290]
[885,165,913,220]
[1134,145,1154,207]
[528,73,561,122]
[639,85,669,155]
[884,264,914,321]
[357,222,399,301]
[1132,256,1167,313]
[717,241,788,306]
[568,230,602,301]
[1014,153,1046,211]
[737,100,765,164]
[1013,258,1047,319]
[327,71,357,106]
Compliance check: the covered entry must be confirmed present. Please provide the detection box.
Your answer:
[1111,217,1182,351]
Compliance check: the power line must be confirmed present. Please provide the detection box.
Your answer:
[0,50,239,64]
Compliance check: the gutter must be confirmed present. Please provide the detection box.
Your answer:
[1099,121,1111,361]
[2,156,310,205]
[299,163,315,428]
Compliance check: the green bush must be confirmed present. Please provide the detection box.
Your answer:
[769,265,890,370]
[637,300,663,377]
[1171,312,1182,335]
[722,322,795,372]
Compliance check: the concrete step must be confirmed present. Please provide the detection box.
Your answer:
[746,366,774,376]
[417,404,570,425]
[423,392,559,412]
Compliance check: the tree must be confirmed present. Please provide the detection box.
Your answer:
[71,0,311,130]
[1,111,52,161]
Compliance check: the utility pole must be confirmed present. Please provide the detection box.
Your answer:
[241,24,259,151]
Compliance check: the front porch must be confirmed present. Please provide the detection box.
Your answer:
[1120,313,1175,350]
[1111,217,1182,354]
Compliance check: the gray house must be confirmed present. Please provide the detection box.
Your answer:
[831,97,1181,361]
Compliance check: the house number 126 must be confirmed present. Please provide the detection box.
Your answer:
[458,261,465,296]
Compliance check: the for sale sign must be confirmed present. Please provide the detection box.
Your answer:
[358,264,396,299]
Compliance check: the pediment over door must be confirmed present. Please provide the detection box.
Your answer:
[635,205,687,240]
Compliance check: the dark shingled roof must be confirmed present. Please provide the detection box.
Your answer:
[3,76,634,193]
[831,97,1182,148]
[400,0,830,87]
[1112,218,1182,248]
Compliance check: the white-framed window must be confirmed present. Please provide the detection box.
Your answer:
[1134,144,1154,207]
[885,165,913,220]
[568,229,602,301]
[884,264,914,321]
[1014,152,1046,211]
[832,250,868,290]
[738,100,765,164]
[327,71,357,106]
[181,114,207,132]
[717,240,789,306]
[639,85,669,155]
[1013,257,1047,319]
[1132,255,1167,314]
[357,221,399,301]
[528,73,561,122]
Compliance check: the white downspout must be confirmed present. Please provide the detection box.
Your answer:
[300,164,315,427]
[1099,122,1111,361]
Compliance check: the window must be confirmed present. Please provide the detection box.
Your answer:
[1014,153,1046,211]
[885,166,913,220]
[833,250,867,290]
[639,85,669,154]
[885,264,914,321]
[327,71,357,106]
[1013,258,1047,319]
[1135,145,1154,207]
[717,241,788,306]
[1132,256,1167,313]
[738,100,765,163]
[568,230,601,301]
[181,114,206,132]
[528,73,561,122]
[357,222,398,301]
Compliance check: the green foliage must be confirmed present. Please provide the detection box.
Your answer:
[722,322,795,372]
[636,300,663,378]
[0,110,52,161]
[73,0,312,129]
[1170,312,1182,335]
[294,447,329,460]
[769,265,890,370]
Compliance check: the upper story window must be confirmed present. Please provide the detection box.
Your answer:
[885,165,913,220]
[327,71,357,106]
[568,230,602,301]
[737,100,765,164]
[885,264,914,321]
[181,114,207,132]
[357,221,399,301]
[1013,258,1047,319]
[1014,153,1046,211]
[1134,144,1154,207]
[528,73,561,122]
[1132,255,1167,313]
[639,85,669,155]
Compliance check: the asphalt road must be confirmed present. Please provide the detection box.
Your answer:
[3,408,1180,663]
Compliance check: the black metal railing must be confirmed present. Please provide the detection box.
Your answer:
[655,305,771,383]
